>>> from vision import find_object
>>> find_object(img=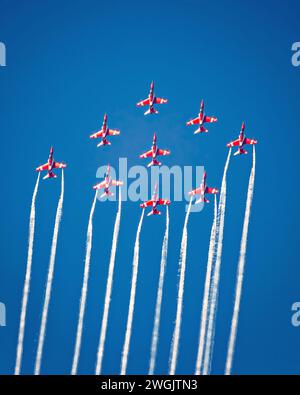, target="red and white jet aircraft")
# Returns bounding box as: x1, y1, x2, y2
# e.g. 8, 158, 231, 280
89, 113, 120, 147
36, 146, 66, 179
136, 81, 168, 115
227, 122, 257, 156
93, 164, 123, 198
139, 133, 170, 167
140, 184, 170, 216
186, 100, 218, 134
189, 171, 218, 204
